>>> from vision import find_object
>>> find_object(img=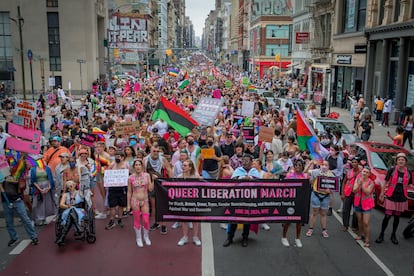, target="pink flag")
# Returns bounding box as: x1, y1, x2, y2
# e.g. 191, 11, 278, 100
122, 81, 131, 96
133, 82, 140, 92
213, 89, 221, 99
